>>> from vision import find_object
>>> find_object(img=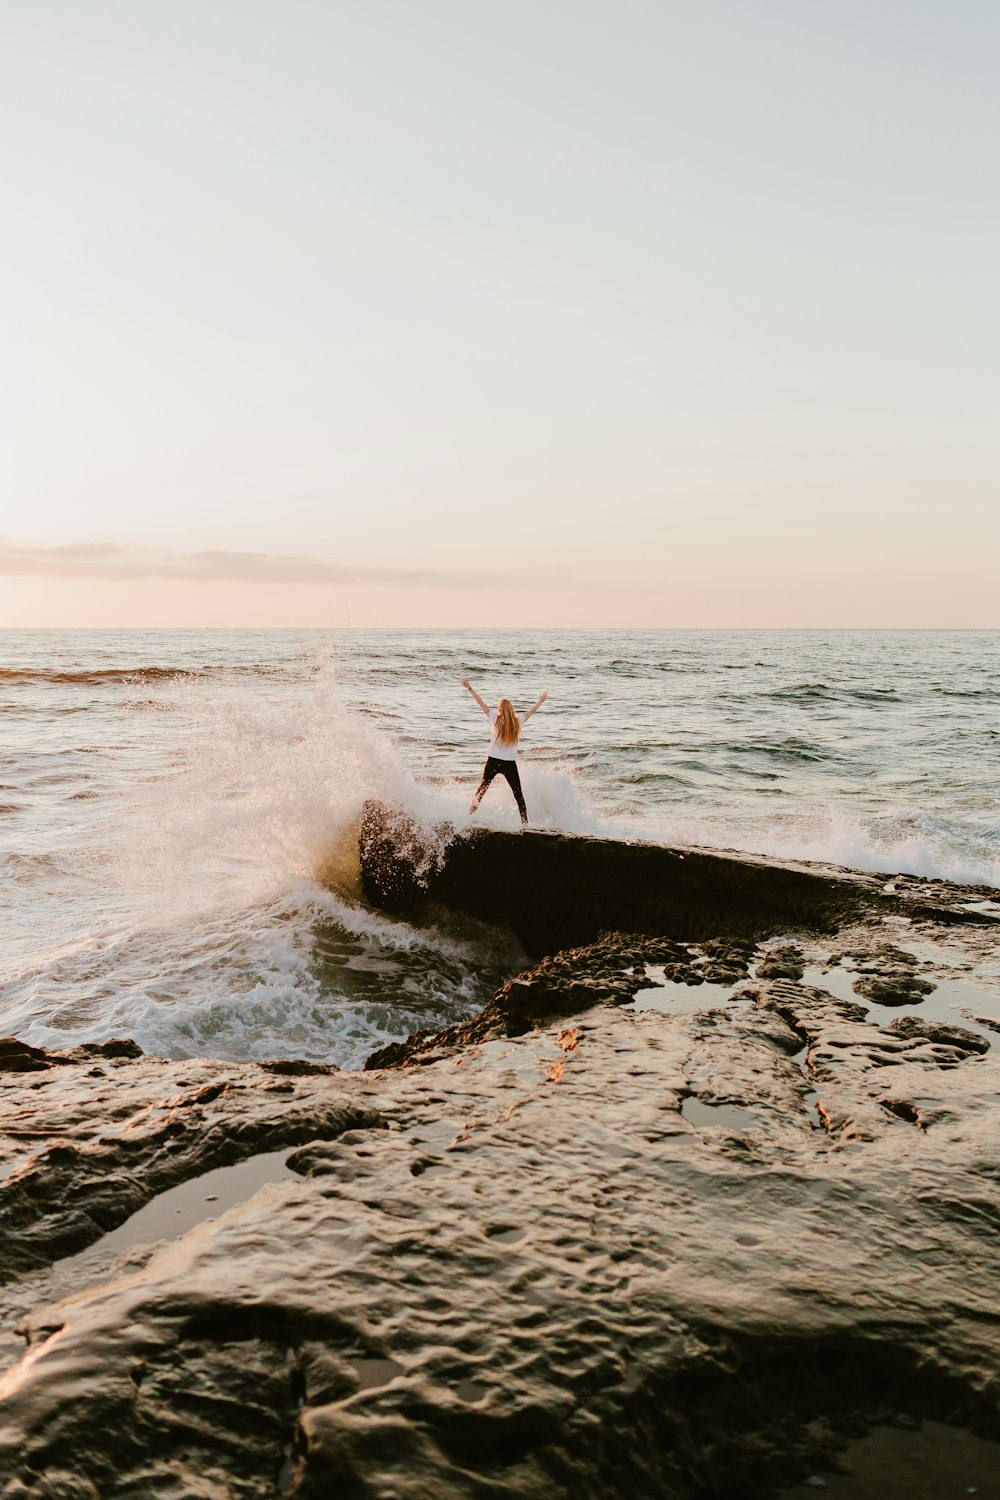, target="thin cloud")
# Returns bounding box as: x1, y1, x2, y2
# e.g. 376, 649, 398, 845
0, 538, 494, 589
